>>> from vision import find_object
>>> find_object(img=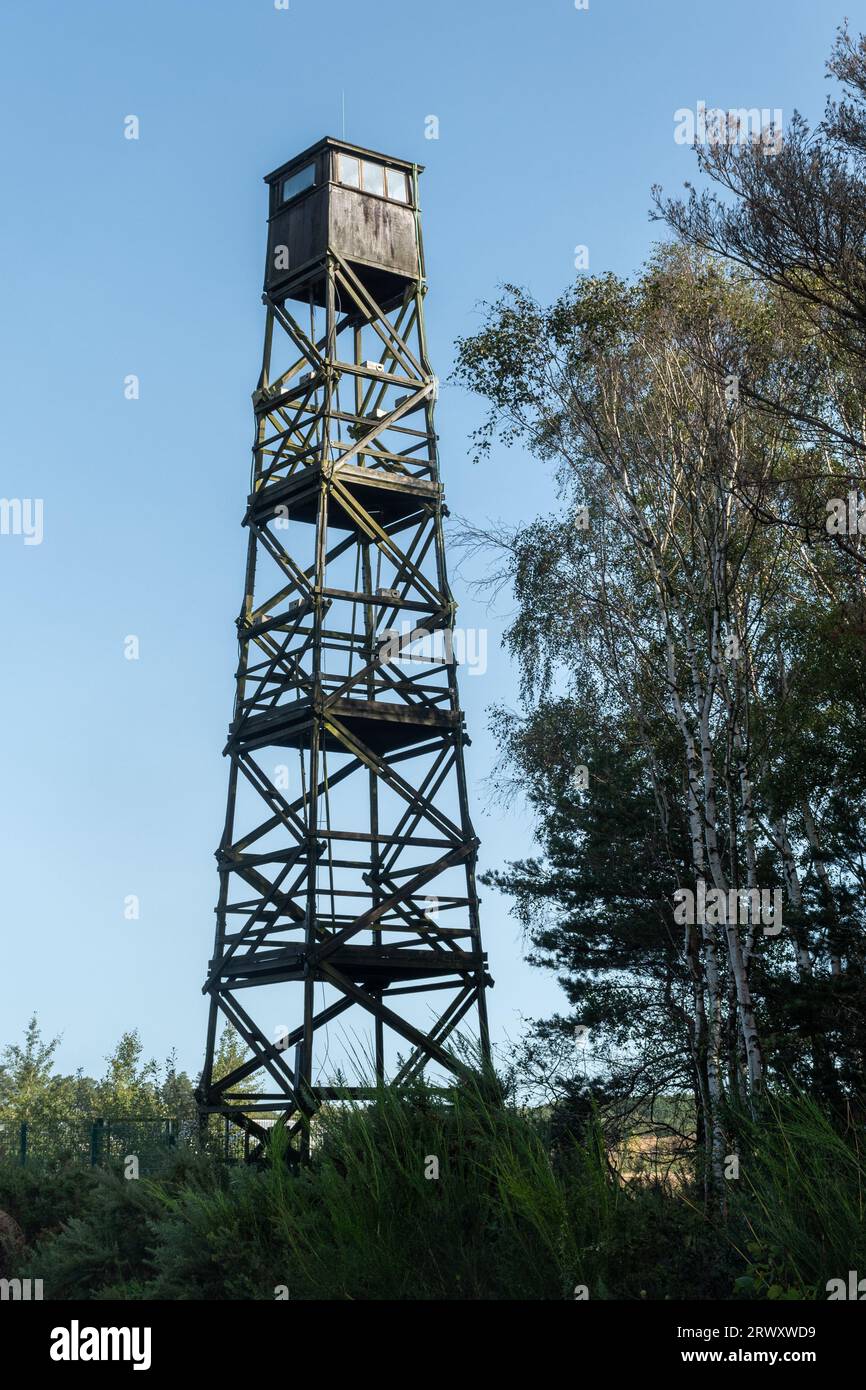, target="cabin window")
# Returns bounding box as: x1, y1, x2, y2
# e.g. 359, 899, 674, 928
338, 153, 361, 188
281, 163, 316, 203
362, 160, 386, 197
386, 168, 409, 203
336, 154, 412, 203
